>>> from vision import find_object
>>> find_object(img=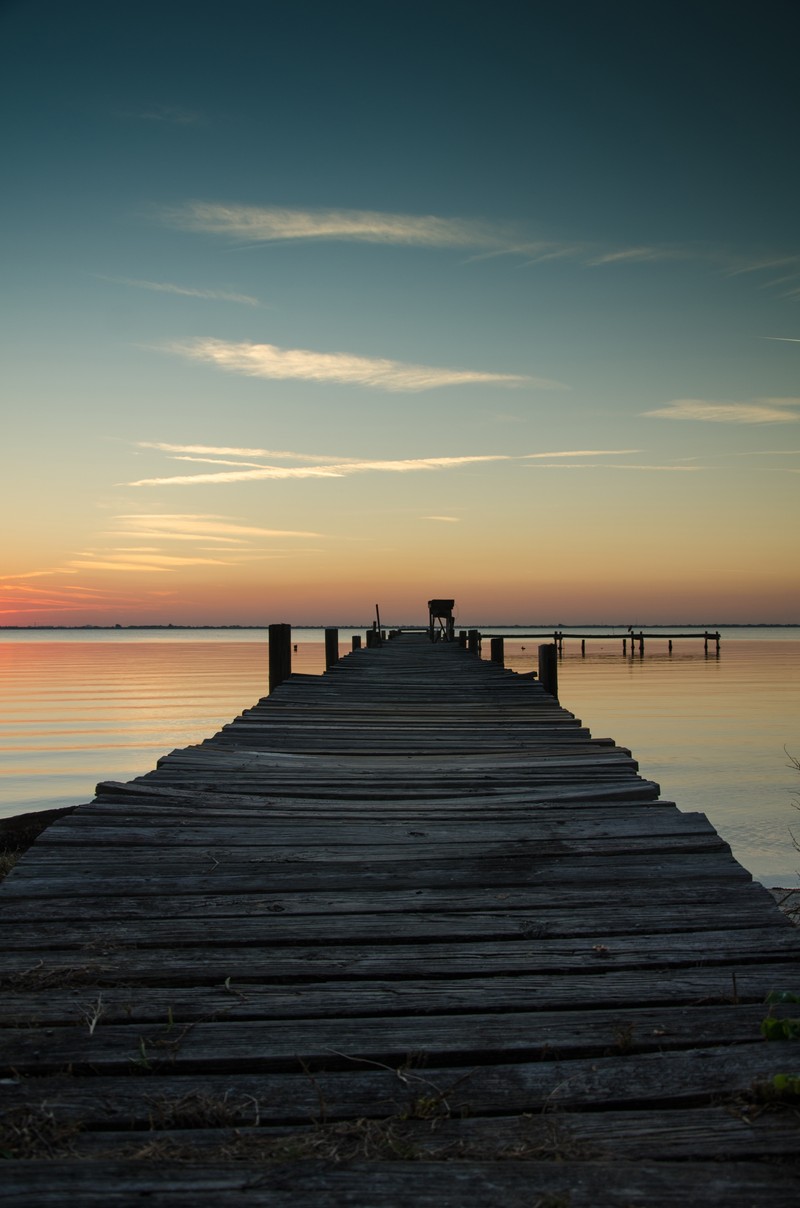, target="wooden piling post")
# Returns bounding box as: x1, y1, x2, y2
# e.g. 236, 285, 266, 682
668, 639, 673, 653
458, 630, 467, 648
638, 632, 644, 656
352, 635, 362, 650
538, 643, 558, 699
324, 628, 339, 670
490, 636, 504, 666
268, 623, 292, 694
467, 629, 480, 654
622, 638, 627, 654
581, 639, 586, 656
